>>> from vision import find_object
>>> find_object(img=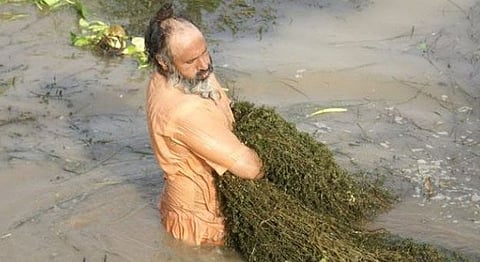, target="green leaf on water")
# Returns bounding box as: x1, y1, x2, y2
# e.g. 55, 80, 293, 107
122, 37, 145, 55
417, 41, 428, 52
87, 21, 108, 33
78, 17, 89, 28
42, 0, 60, 6
70, 0, 87, 19
131, 37, 145, 52
121, 45, 136, 55
72, 37, 91, 47
136, 54, 149, 69
121, 37, 148, 68
35, 0, 65, 10
70, 31, 96, 47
